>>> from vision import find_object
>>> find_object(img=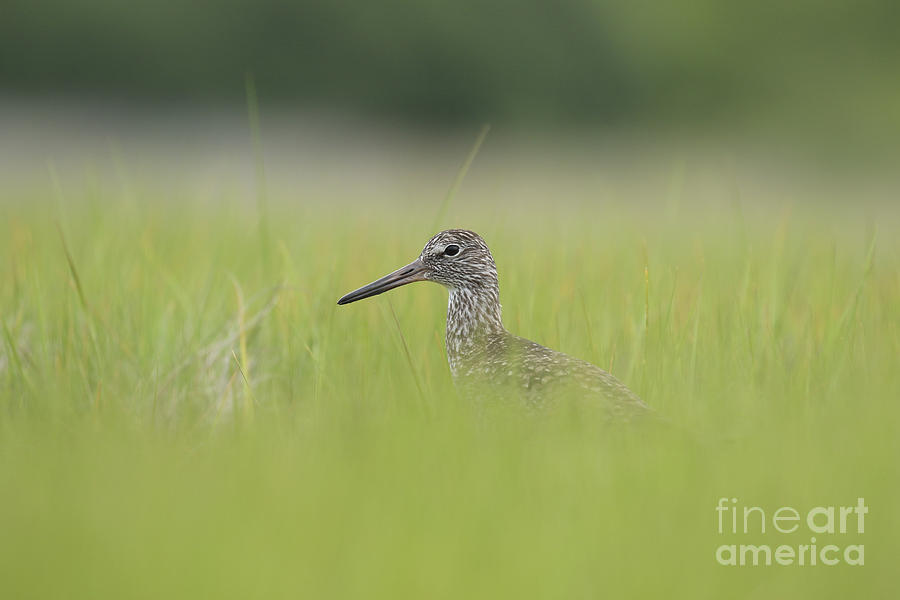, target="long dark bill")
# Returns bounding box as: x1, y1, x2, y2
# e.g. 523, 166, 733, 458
337, 258, 428, 305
